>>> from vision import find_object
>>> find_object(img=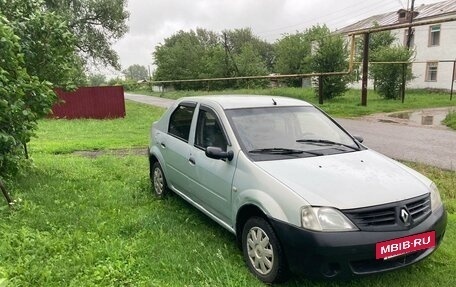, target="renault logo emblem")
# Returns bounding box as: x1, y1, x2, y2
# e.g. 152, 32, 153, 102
400, 208, 410, 224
